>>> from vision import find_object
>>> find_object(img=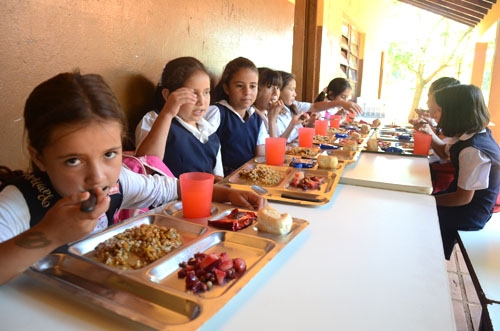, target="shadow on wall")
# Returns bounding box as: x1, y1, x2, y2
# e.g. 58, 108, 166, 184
122, 74, 156, 151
